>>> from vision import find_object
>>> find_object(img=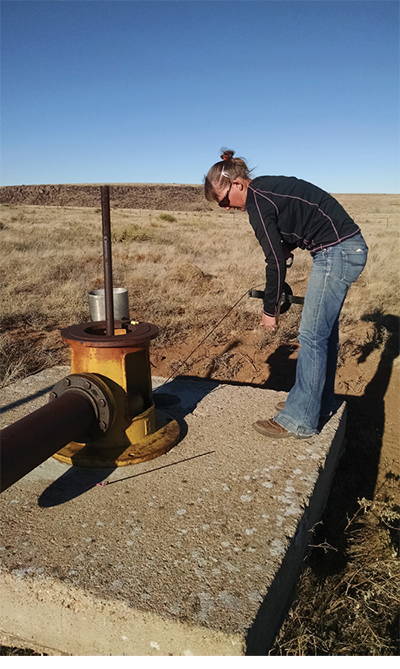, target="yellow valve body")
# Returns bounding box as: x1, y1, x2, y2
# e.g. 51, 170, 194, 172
53, 321, 180, 467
